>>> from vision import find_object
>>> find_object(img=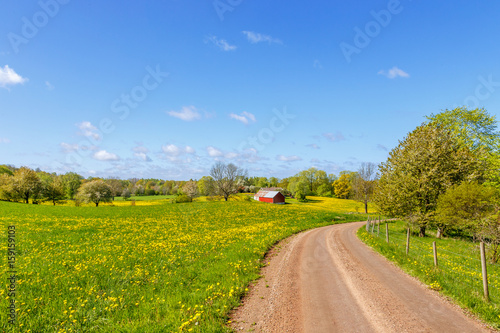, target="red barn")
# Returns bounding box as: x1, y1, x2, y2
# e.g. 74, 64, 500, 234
253, 190, 285, 204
